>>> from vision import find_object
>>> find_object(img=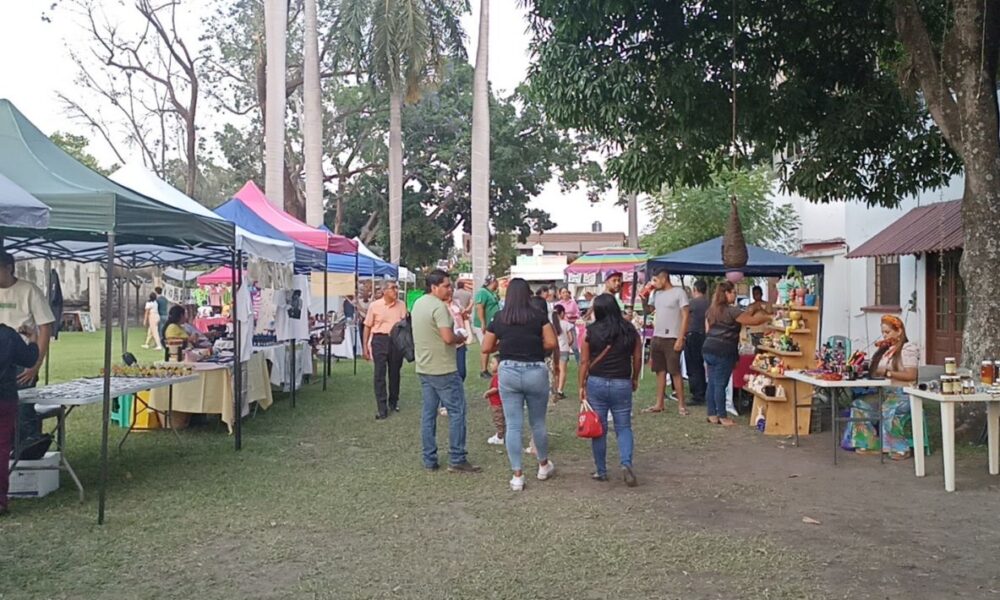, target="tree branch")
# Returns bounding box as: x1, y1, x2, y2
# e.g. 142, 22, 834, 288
894, 0, 965, 154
